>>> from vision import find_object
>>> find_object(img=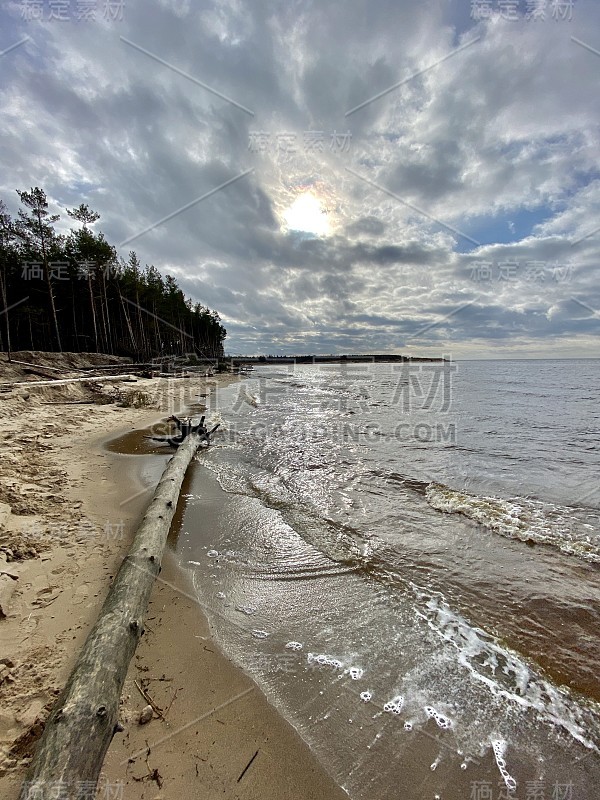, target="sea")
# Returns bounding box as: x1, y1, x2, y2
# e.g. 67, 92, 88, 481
149, 360, 600, 799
